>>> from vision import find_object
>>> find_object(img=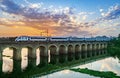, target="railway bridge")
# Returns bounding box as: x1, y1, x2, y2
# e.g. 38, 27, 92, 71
0, 41, 108, 60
